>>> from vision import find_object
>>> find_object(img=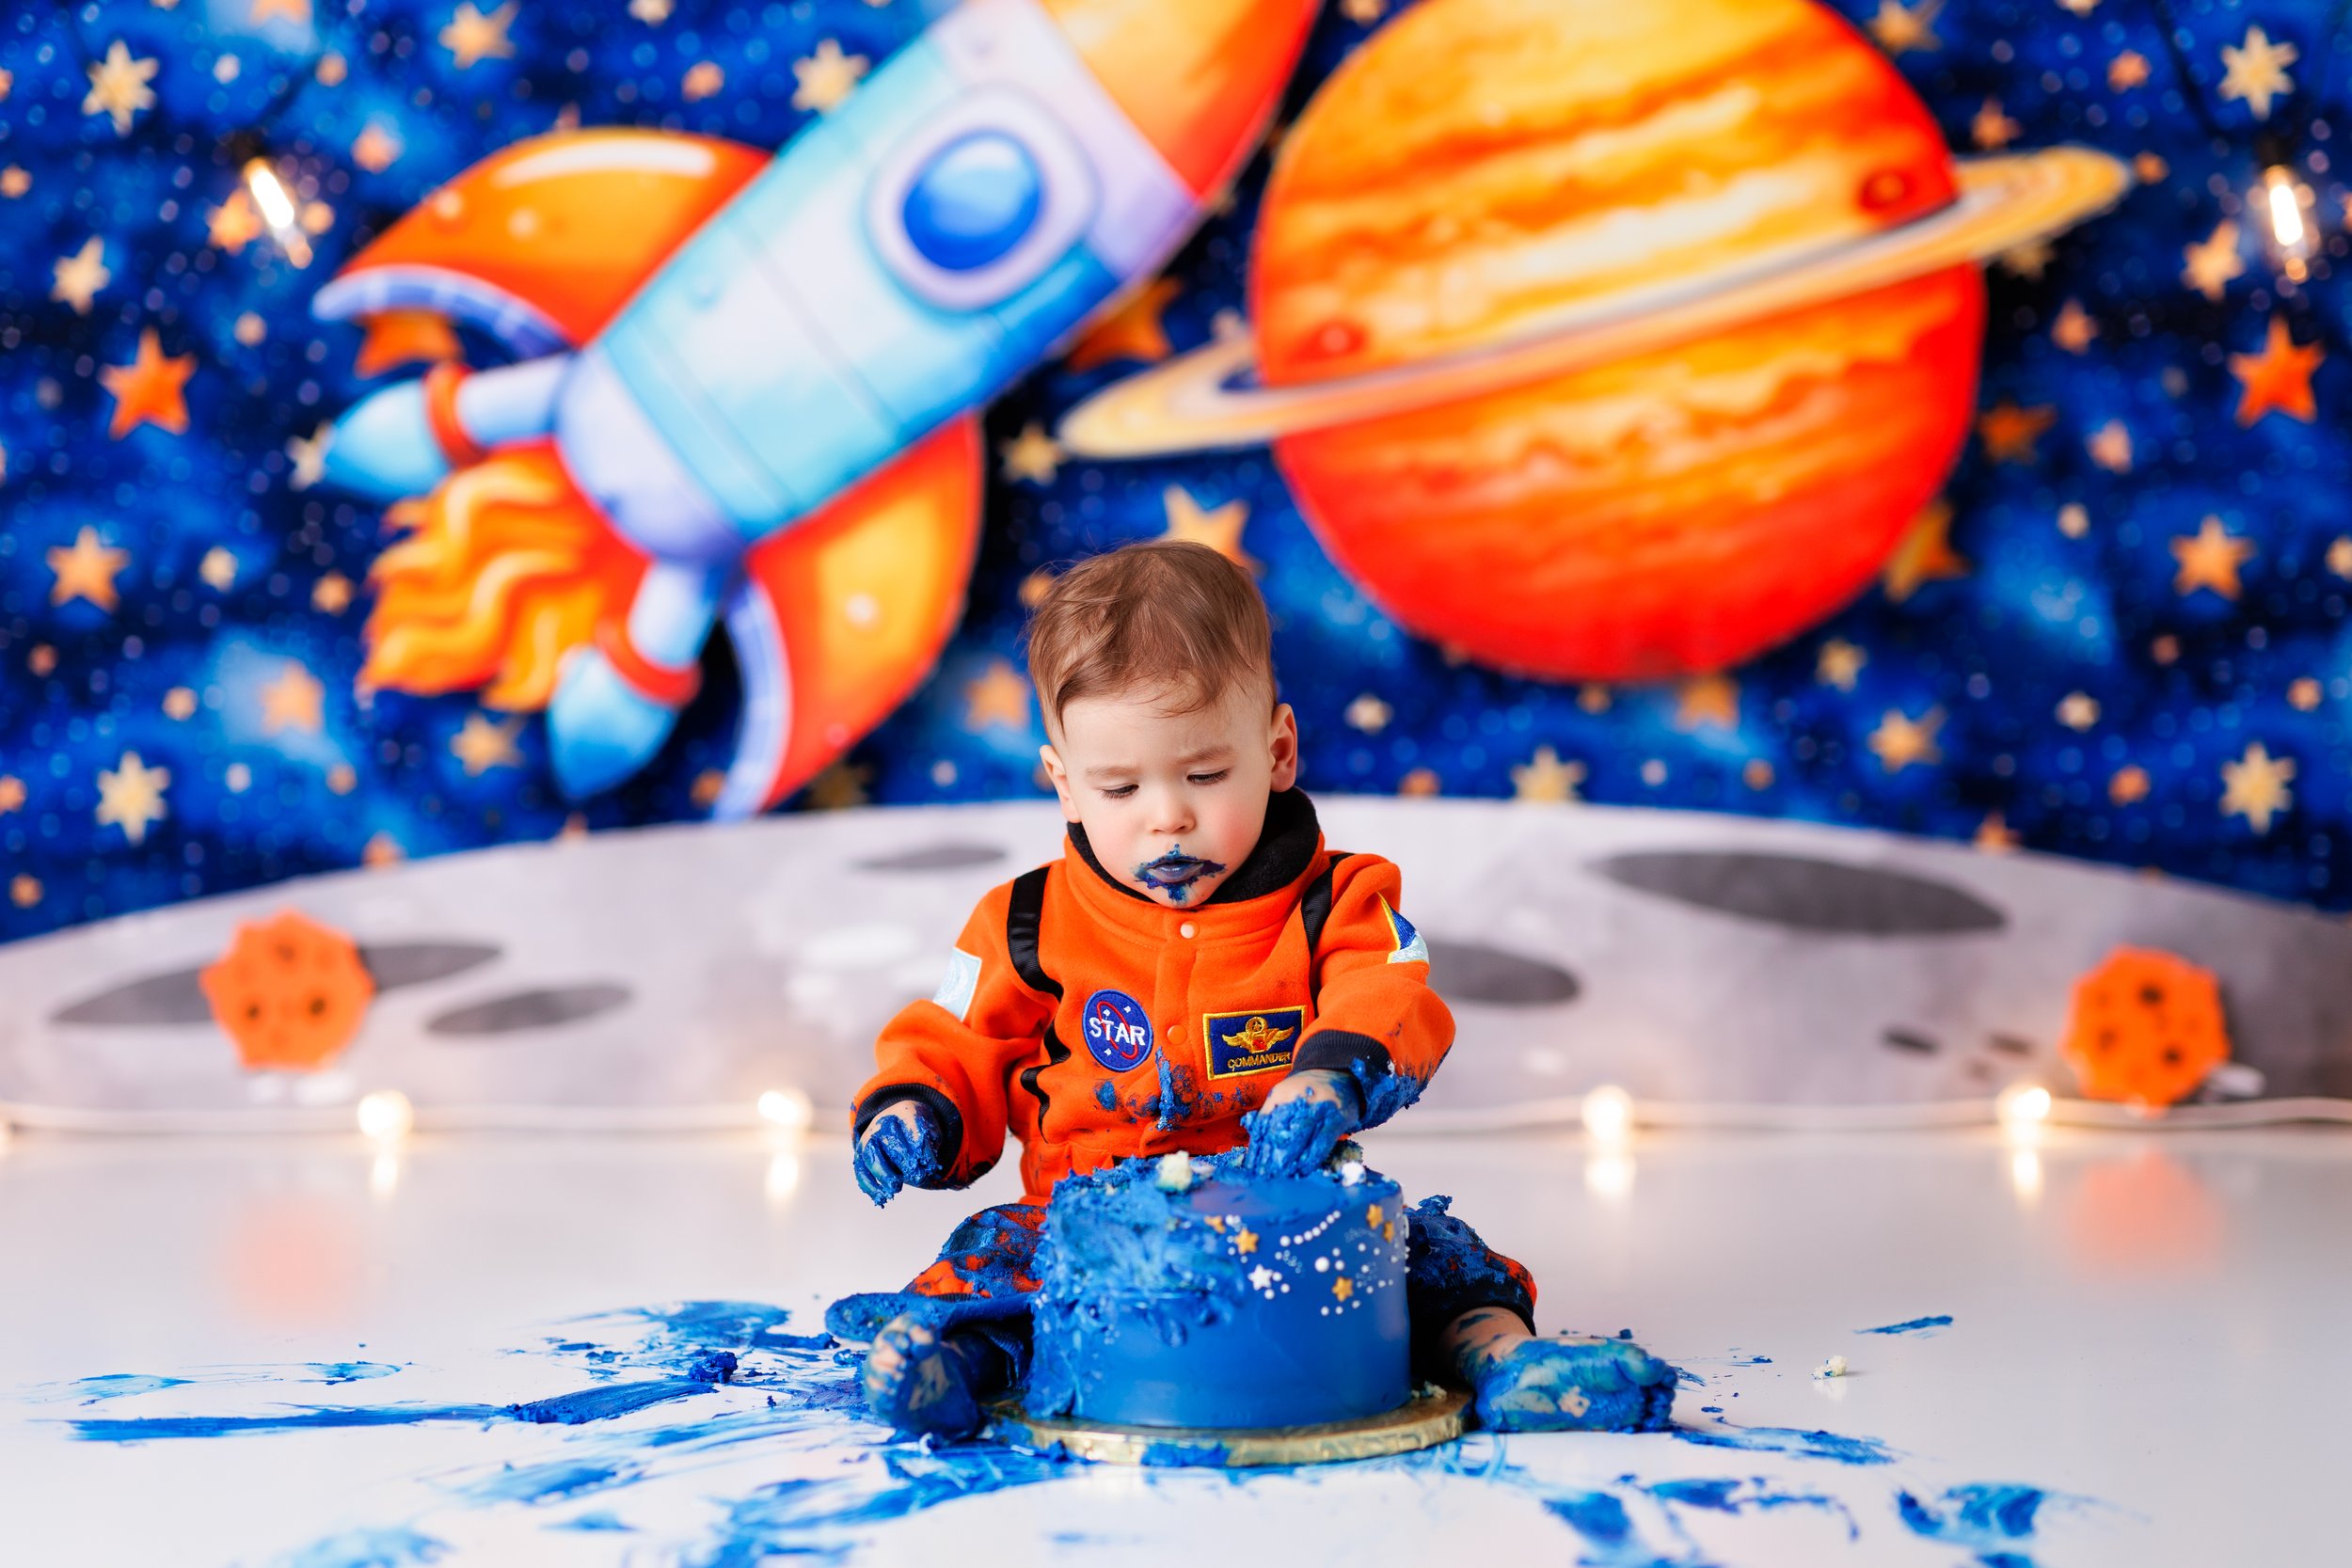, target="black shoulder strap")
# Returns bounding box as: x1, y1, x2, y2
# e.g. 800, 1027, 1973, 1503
1299, 851, 1351, 956
1004, 866, 1062, 1000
